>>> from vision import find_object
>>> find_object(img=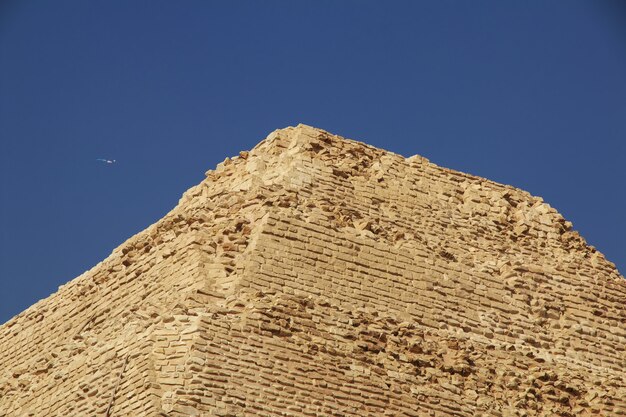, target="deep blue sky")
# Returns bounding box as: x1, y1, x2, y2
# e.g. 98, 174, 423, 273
1, 1, 624, 324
